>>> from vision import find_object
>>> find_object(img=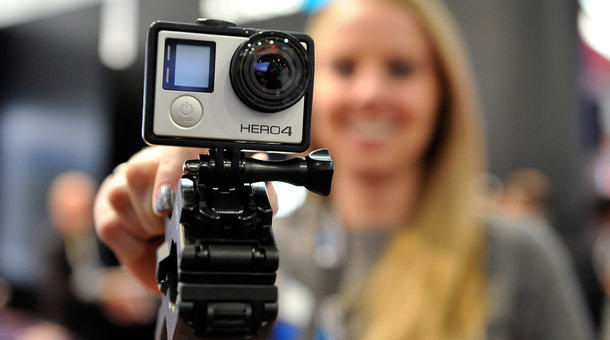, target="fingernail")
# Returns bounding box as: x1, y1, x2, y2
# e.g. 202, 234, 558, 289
155, 185, 175, 213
